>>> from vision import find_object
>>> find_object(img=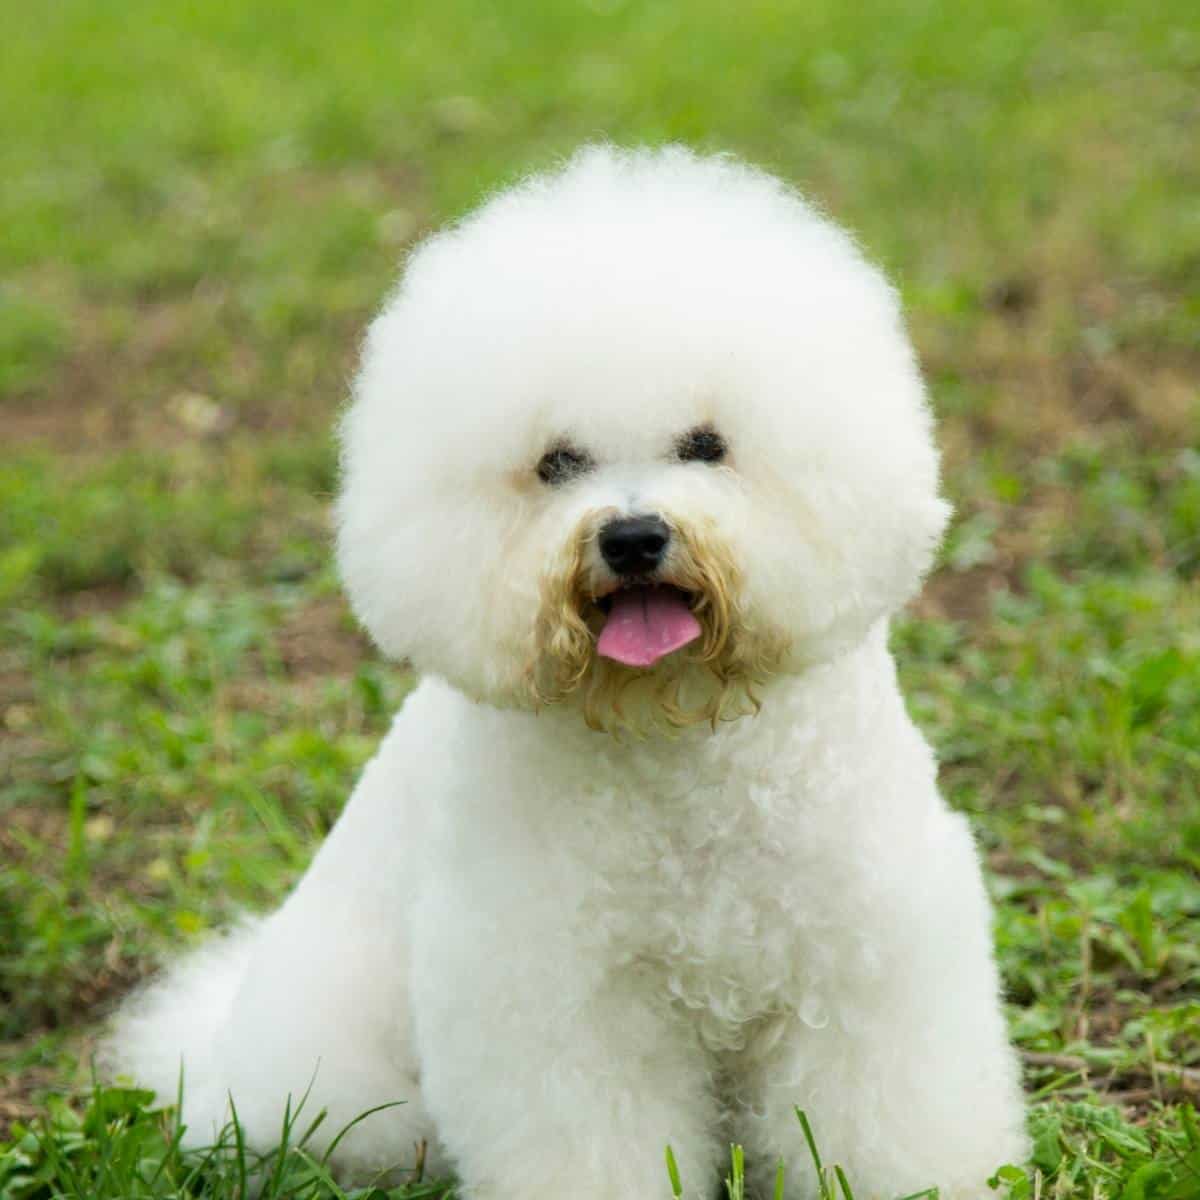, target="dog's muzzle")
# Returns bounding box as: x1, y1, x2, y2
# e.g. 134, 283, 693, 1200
592, 514, 701, 668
